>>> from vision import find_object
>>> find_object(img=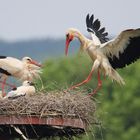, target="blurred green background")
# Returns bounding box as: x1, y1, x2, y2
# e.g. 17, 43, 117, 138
40, 54, 140, 140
